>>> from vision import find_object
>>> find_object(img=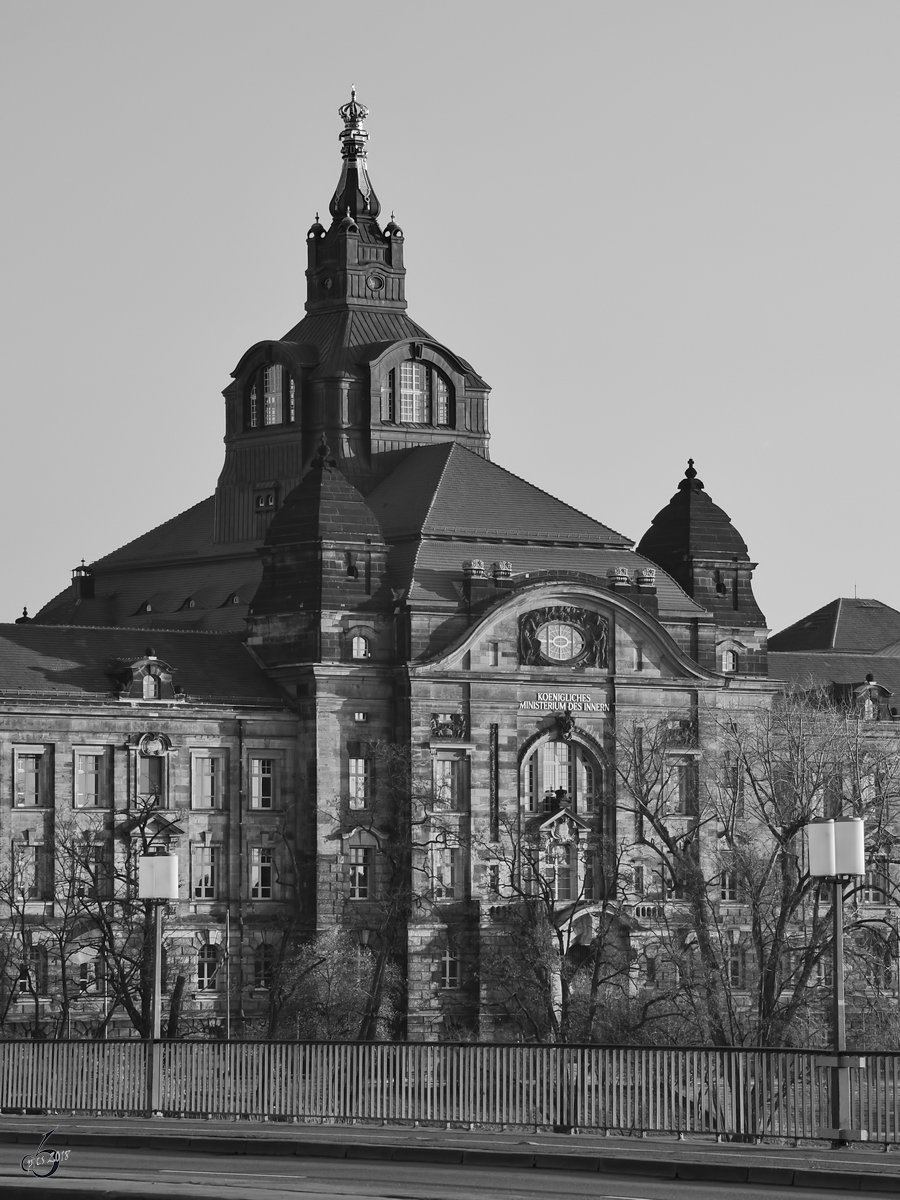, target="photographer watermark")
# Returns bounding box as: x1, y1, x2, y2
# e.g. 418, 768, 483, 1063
21, 1130, 69, 1178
